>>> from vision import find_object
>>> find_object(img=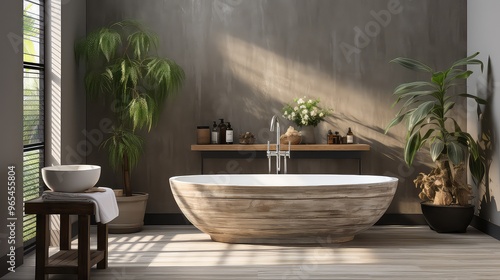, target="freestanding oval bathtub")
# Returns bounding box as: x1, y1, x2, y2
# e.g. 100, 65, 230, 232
169, 174, 398, 244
